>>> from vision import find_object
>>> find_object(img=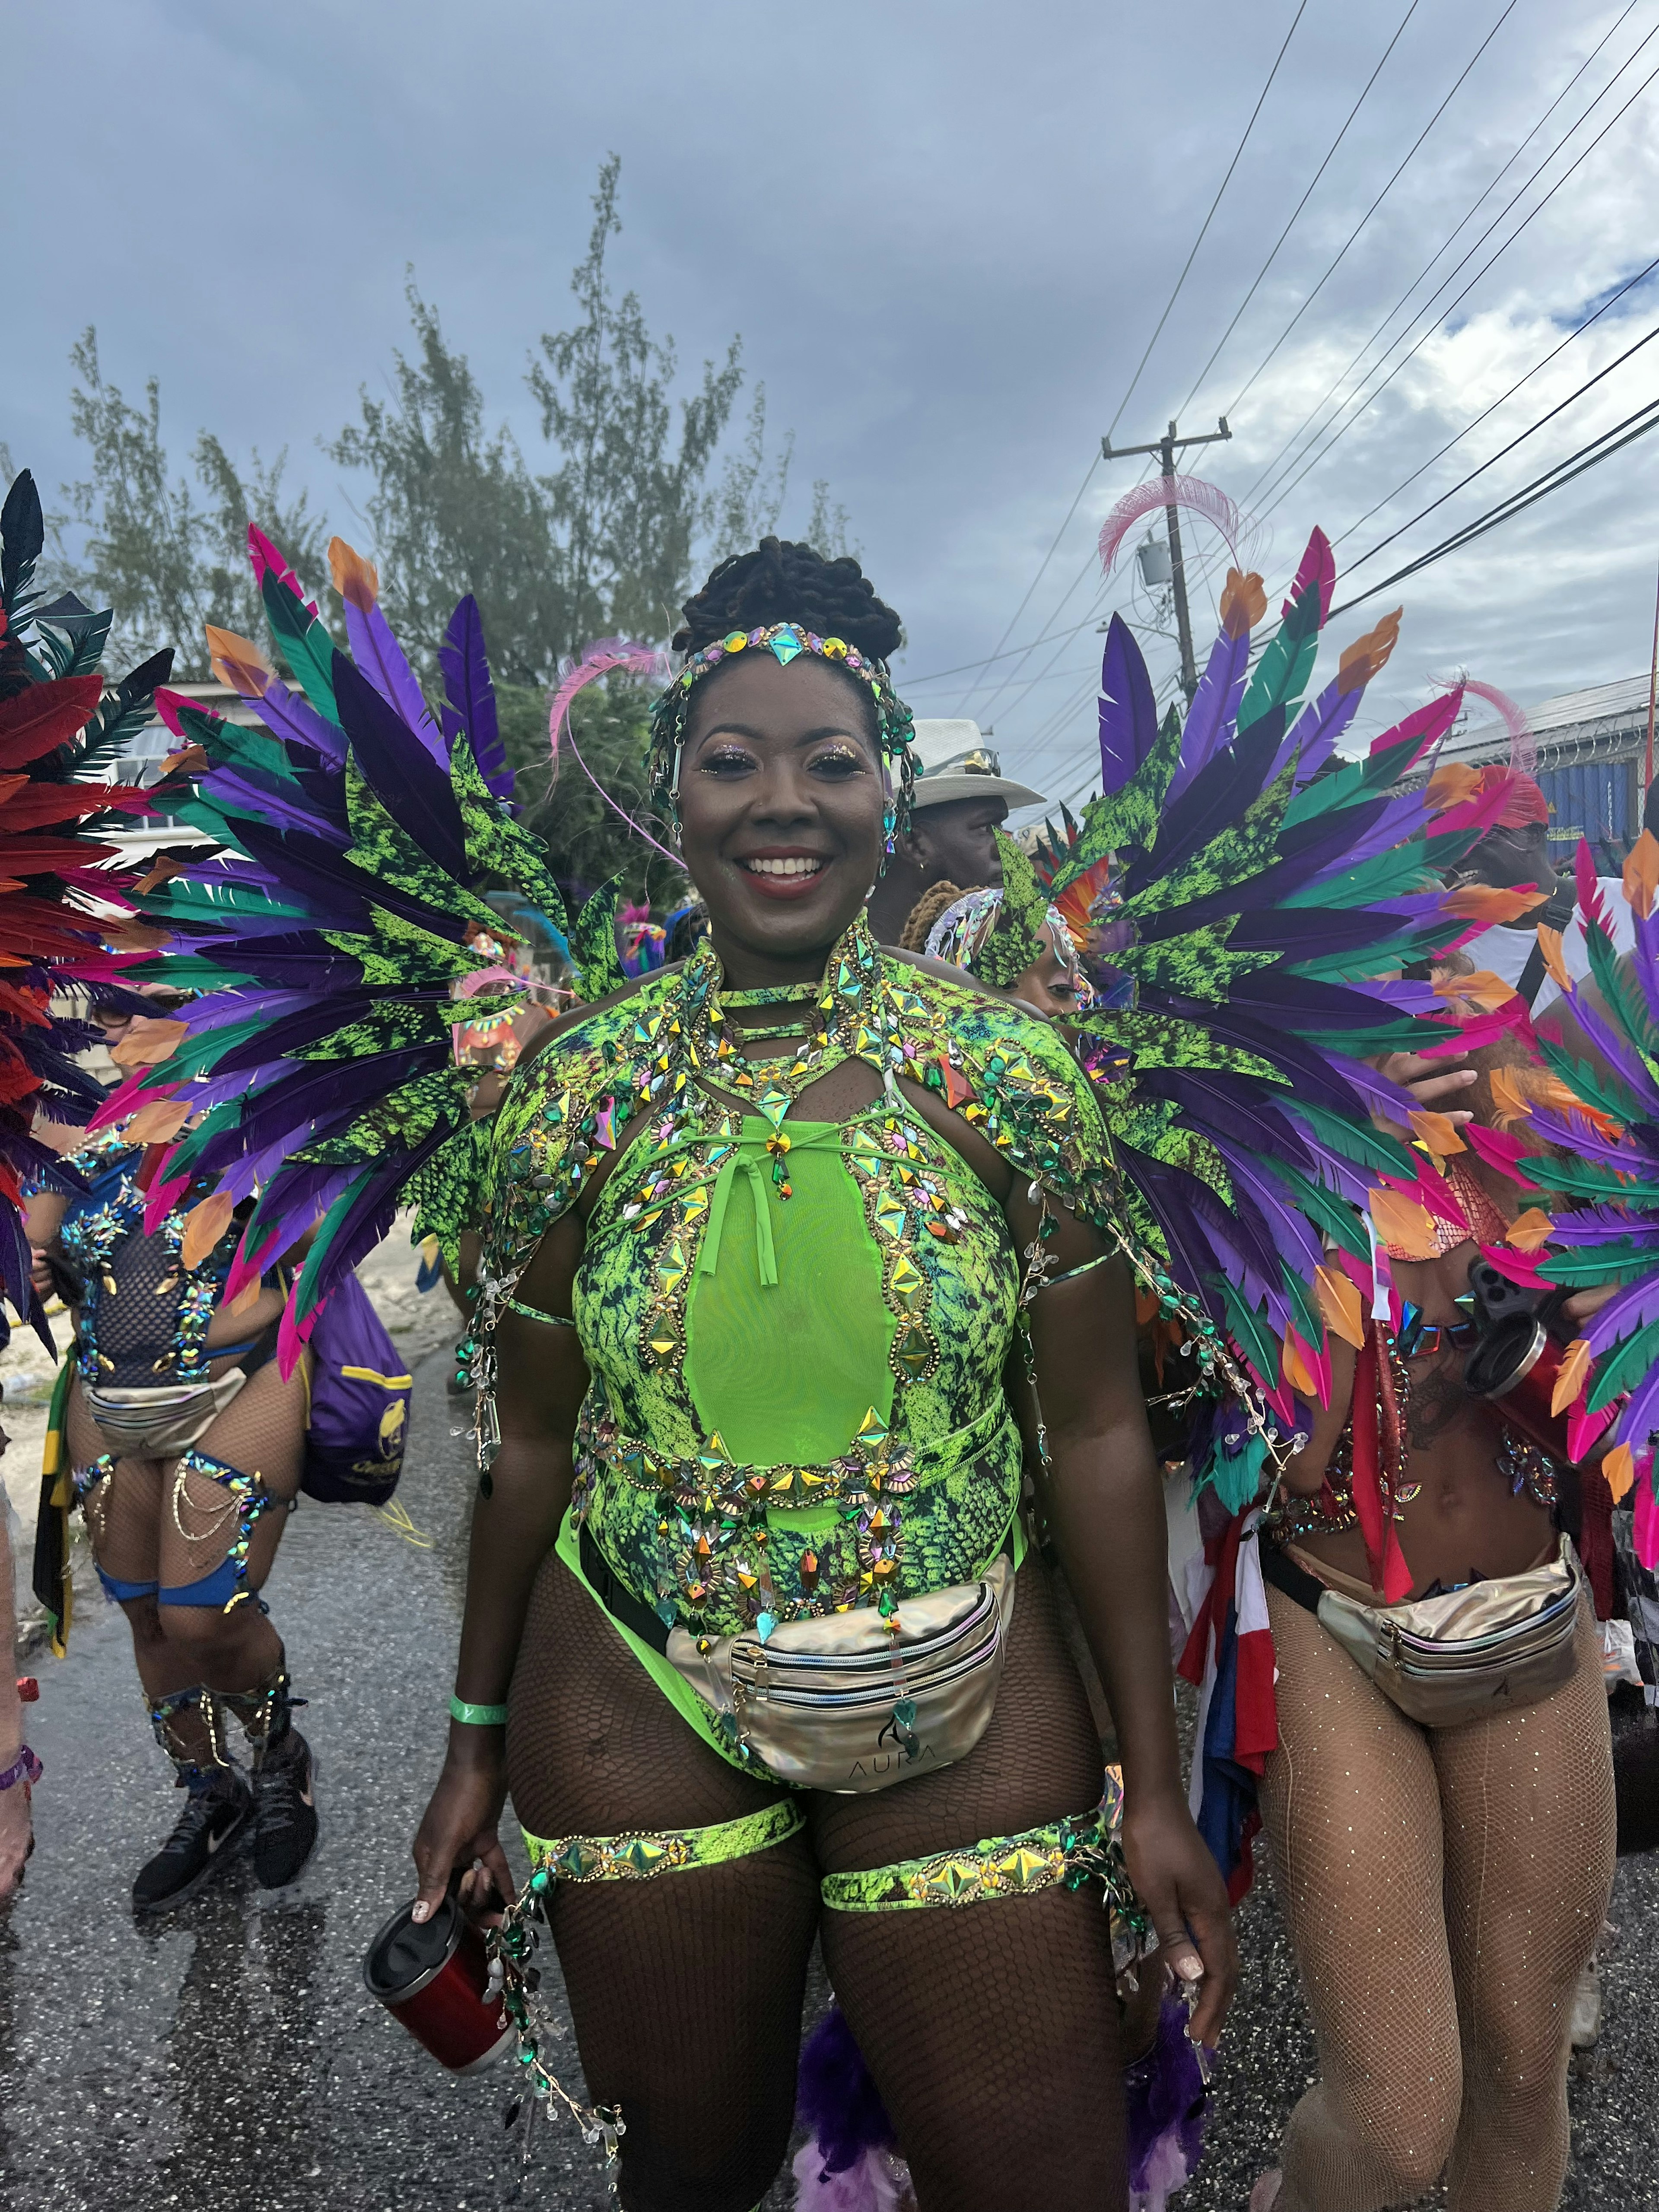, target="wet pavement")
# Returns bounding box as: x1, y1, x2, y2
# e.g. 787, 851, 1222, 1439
5, 1341, 1658, 2209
